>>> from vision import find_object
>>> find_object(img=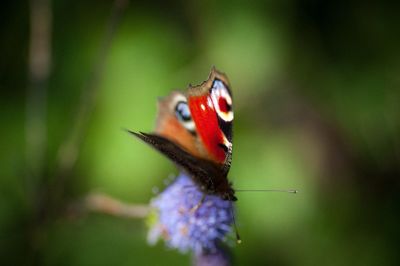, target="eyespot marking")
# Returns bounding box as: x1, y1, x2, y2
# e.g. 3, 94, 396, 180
175, 100, 196, 133
210, 79, 233, 122
218, 97, 231, 113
